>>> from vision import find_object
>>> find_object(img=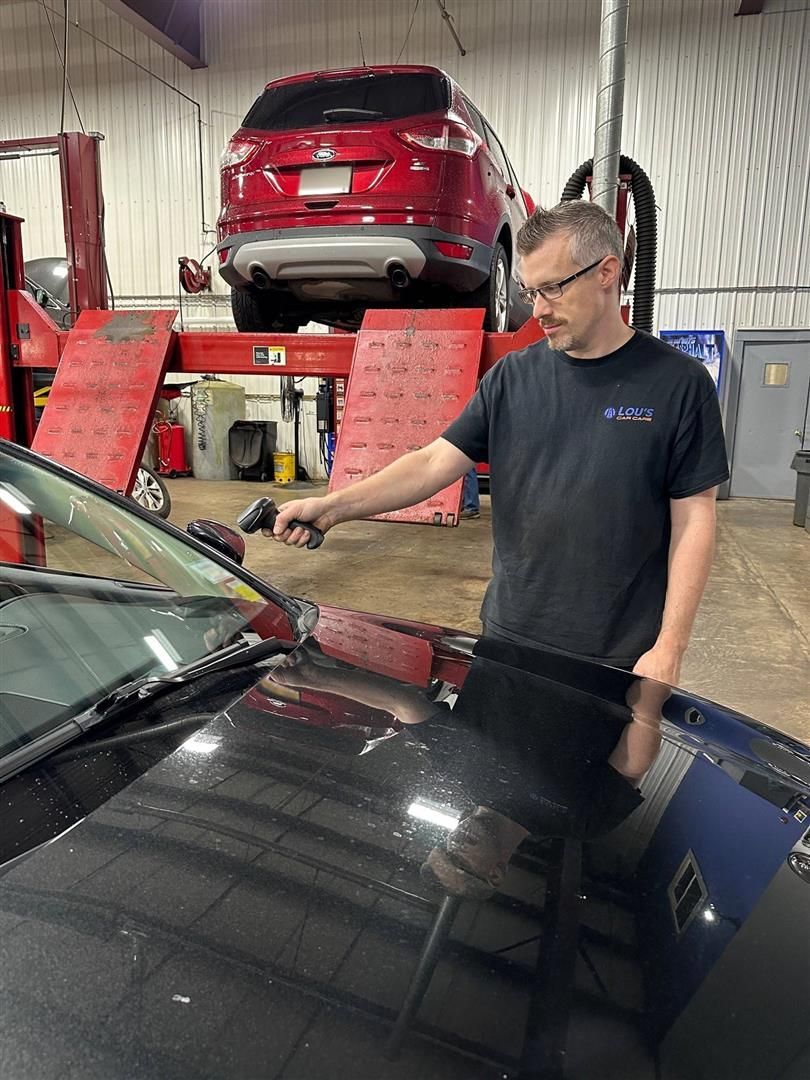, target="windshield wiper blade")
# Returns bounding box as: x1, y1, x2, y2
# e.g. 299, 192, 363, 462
1, 637, 296, 785
78, 636, 296, 732
156, 635, 296, 684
